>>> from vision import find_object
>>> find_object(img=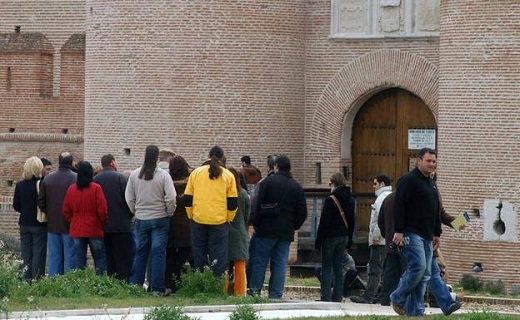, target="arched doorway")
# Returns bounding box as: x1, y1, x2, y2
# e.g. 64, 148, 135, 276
352, 88, 437, 240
